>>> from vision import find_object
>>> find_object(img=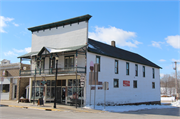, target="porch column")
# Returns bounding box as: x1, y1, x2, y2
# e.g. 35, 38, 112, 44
50, 54, 53, 74
39, 56, 41, 75
29, 78, 32, 102
35, 56, 37, 75
18, 58, 22, 103
75, 50, 78, 108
